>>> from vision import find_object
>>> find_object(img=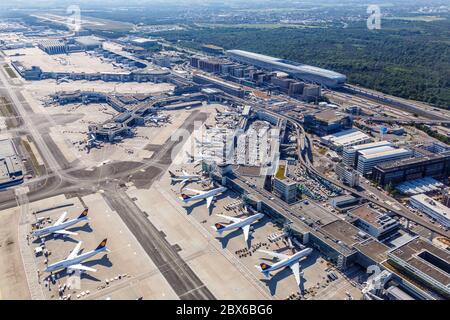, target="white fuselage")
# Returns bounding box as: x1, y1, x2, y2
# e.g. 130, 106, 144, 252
265, 248, 312, 273
219, 213, 264, 233
171, 175, 201, 182
45, 247, 107, 273
183, 187, 227, 203
33, 216, 88, 237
